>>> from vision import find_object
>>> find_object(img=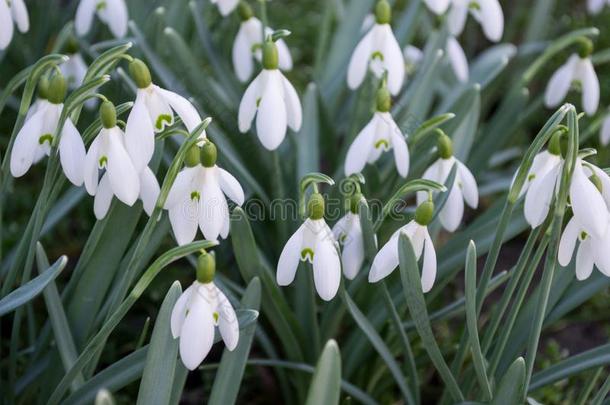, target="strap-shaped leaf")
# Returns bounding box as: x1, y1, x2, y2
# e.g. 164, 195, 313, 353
492, 358, 525, 405
305, 340, 342, 405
